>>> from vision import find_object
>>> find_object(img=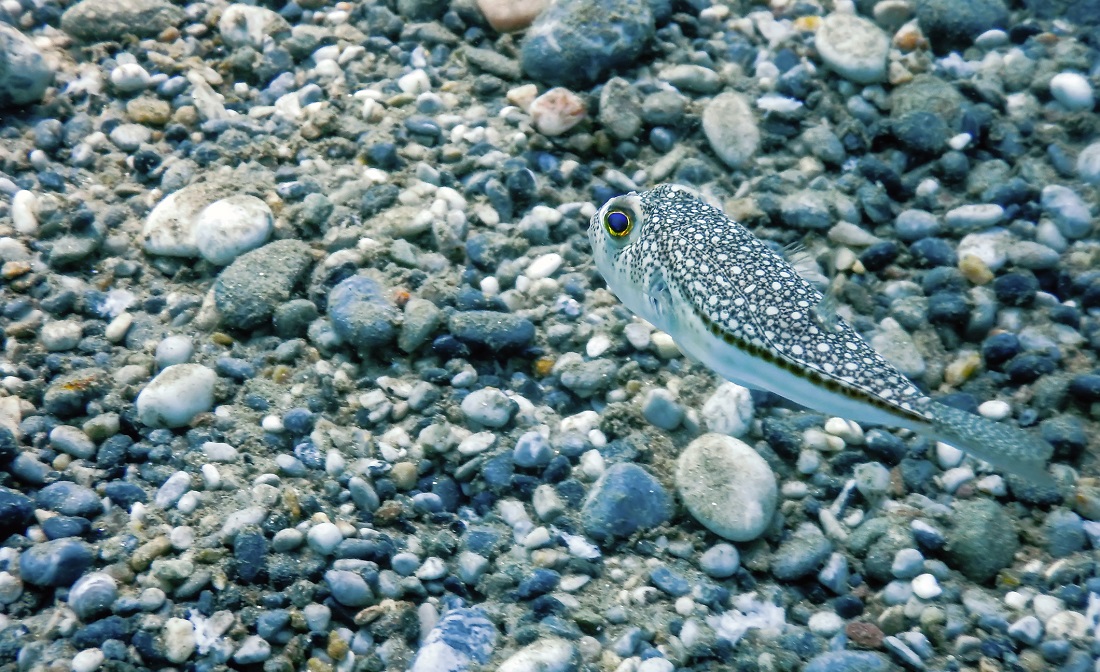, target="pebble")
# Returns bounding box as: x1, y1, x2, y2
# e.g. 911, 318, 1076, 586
1043, 508, 1086, 557
163, 618, 195, 664
1040, 185, 1092, 239
581, 463, 672, 542
772, 523, 833, 580
218, 4, 290, 50
1008, 615, 1043, 646
155, 335, 194, 368
193, 196, 274, 266
19, 538, 94, 586
476, 0, 548, 32
947, 498, 1019, 582
498, 637, 575, 672
0, 25, 53, 107
1077, 141, 1100, 185
529, 88, 586, 137
61, 0, 184, 42
912, 573, 942, 599
699, 543, 739, 579
642, 388, 683, 430
233, 636, 271, 665
39, 320, 83, 352
410, 608, 498, 672
1049, 72, 1094, 111
520, 0, 654, 86
328, 275, 398, 353
461, 388, 517, 428
815, 13, 889, 83
702, 92, 759, 169
449, 311, 535, 352
135, 364, 216, 428
324, 570, 373, 607
49, 425, 96, 460
68, 572, 118, 620
214, 240, 314, 330
676, 434, 777, 542
71, 649, 104, 672
513, 431, 553, 467
803, 651, 891, 672
700, 382, 754, 438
